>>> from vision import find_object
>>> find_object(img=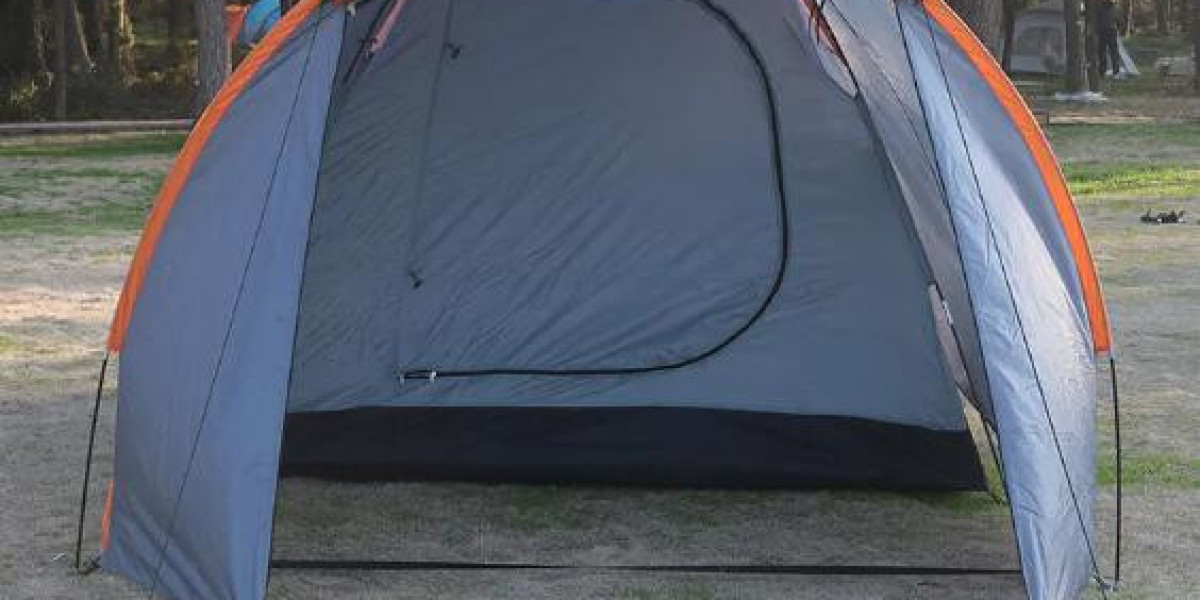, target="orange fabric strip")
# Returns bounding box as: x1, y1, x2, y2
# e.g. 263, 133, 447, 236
107, 0, 325, 351
100, 481, 114, 550
923, 0, 1112, 353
